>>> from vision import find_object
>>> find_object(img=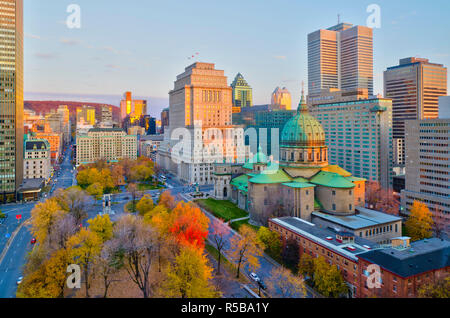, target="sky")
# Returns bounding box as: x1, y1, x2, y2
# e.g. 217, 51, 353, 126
24, 0, 450, 117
